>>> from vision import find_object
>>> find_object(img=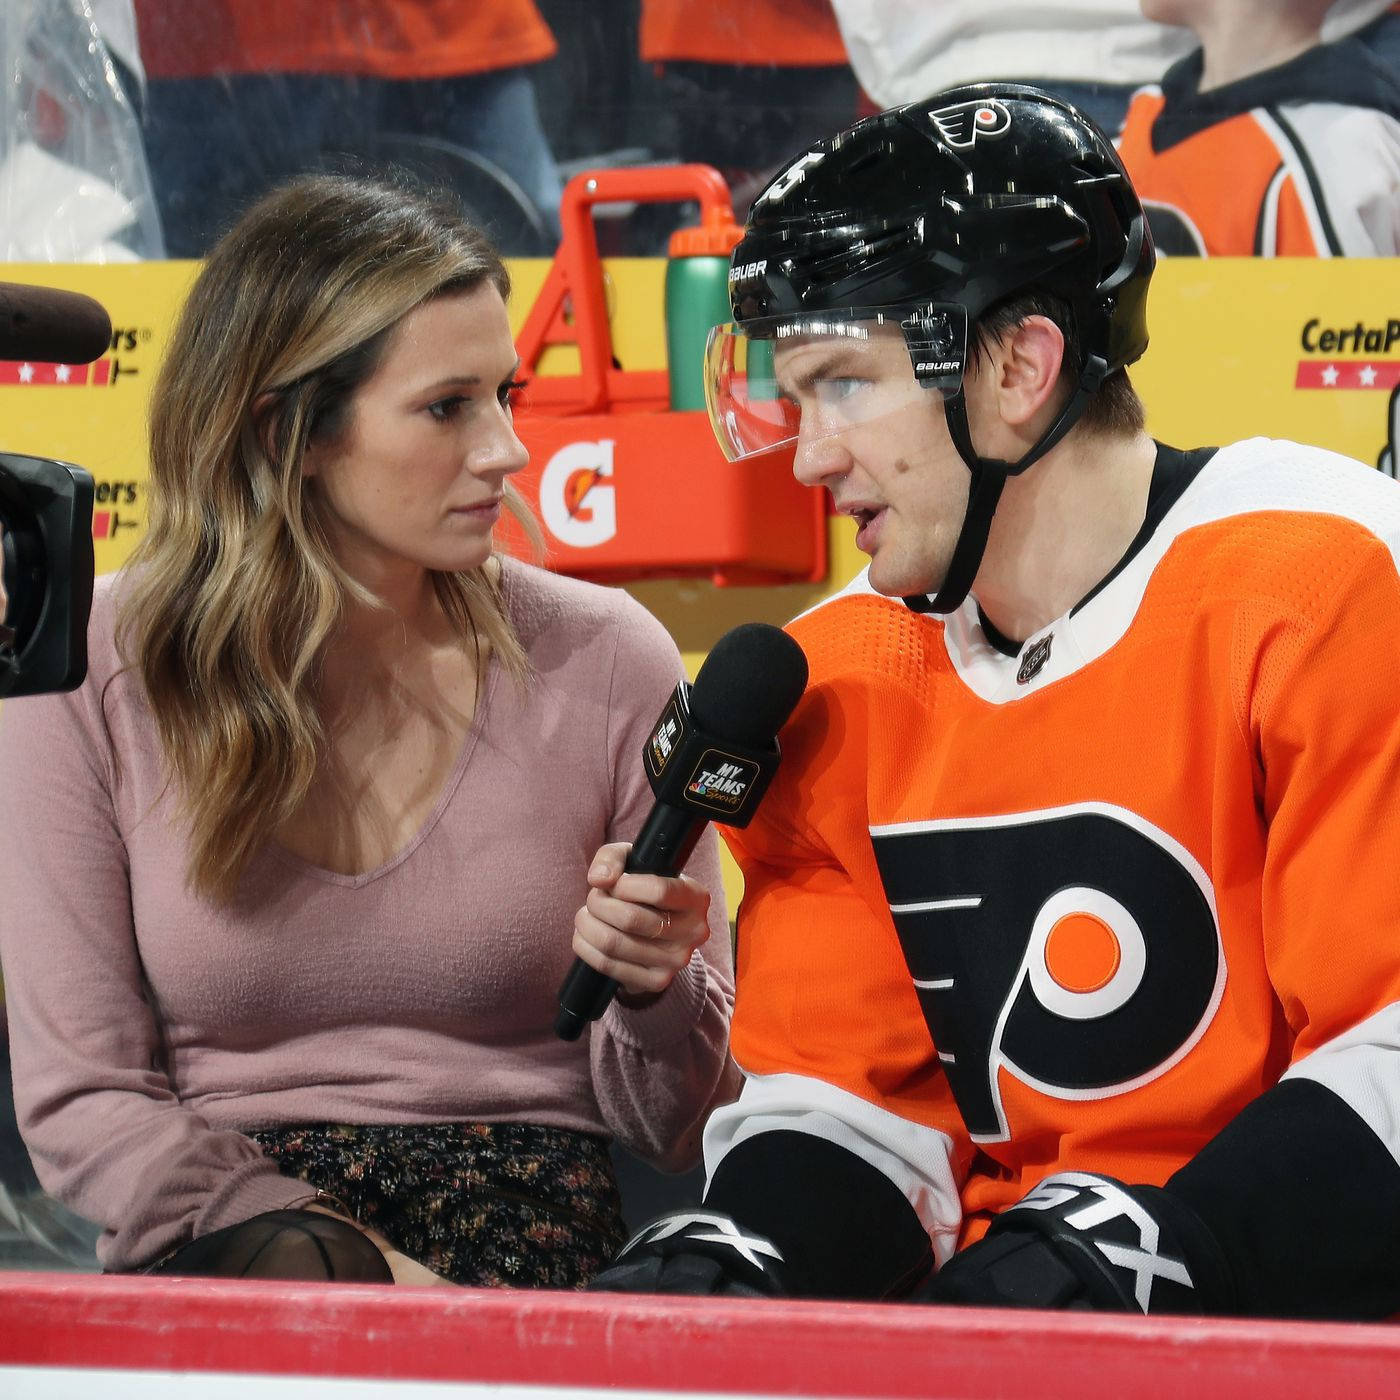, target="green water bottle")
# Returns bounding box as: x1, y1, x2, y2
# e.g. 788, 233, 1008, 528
665, 214, 744, 411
